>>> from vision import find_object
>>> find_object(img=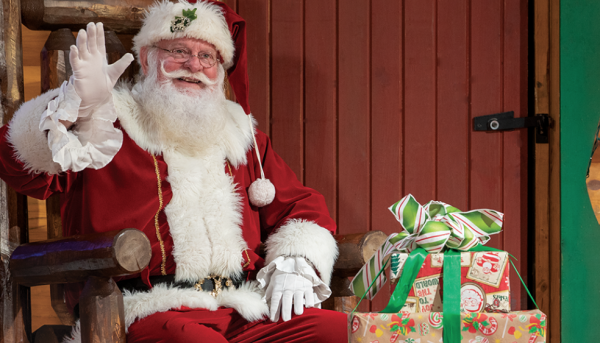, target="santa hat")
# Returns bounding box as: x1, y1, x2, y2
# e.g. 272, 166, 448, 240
134, 0, 275, 207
